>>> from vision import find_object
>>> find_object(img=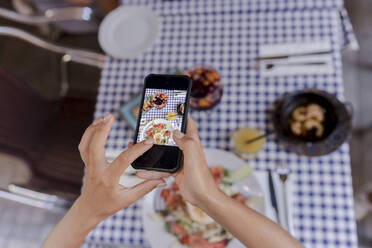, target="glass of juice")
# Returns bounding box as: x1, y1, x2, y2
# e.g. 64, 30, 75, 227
231, 128, 266, 160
